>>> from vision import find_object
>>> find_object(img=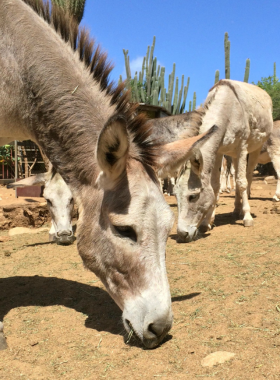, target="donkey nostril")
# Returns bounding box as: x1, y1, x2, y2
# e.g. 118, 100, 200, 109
147, 323, 163, 338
